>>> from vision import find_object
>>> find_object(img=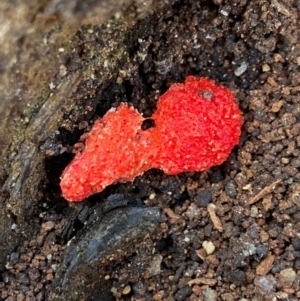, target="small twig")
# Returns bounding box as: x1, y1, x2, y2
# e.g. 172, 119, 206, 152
272, 0, 290, 17
163, 208, 180, 220
207, 203, 223, 232
248, 179, 282, 205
